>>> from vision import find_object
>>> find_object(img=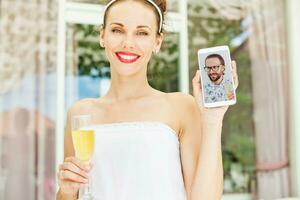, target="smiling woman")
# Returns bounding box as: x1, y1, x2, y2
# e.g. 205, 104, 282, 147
56, 0, 239, 200
99, 0, 165, 76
